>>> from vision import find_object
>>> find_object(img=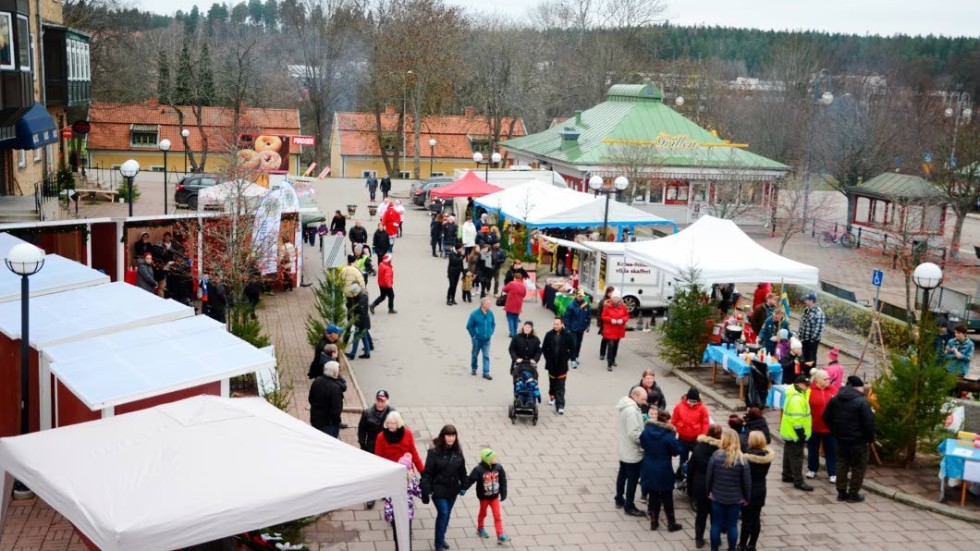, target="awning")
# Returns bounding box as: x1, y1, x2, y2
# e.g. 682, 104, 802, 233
8, 103, 59, 150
